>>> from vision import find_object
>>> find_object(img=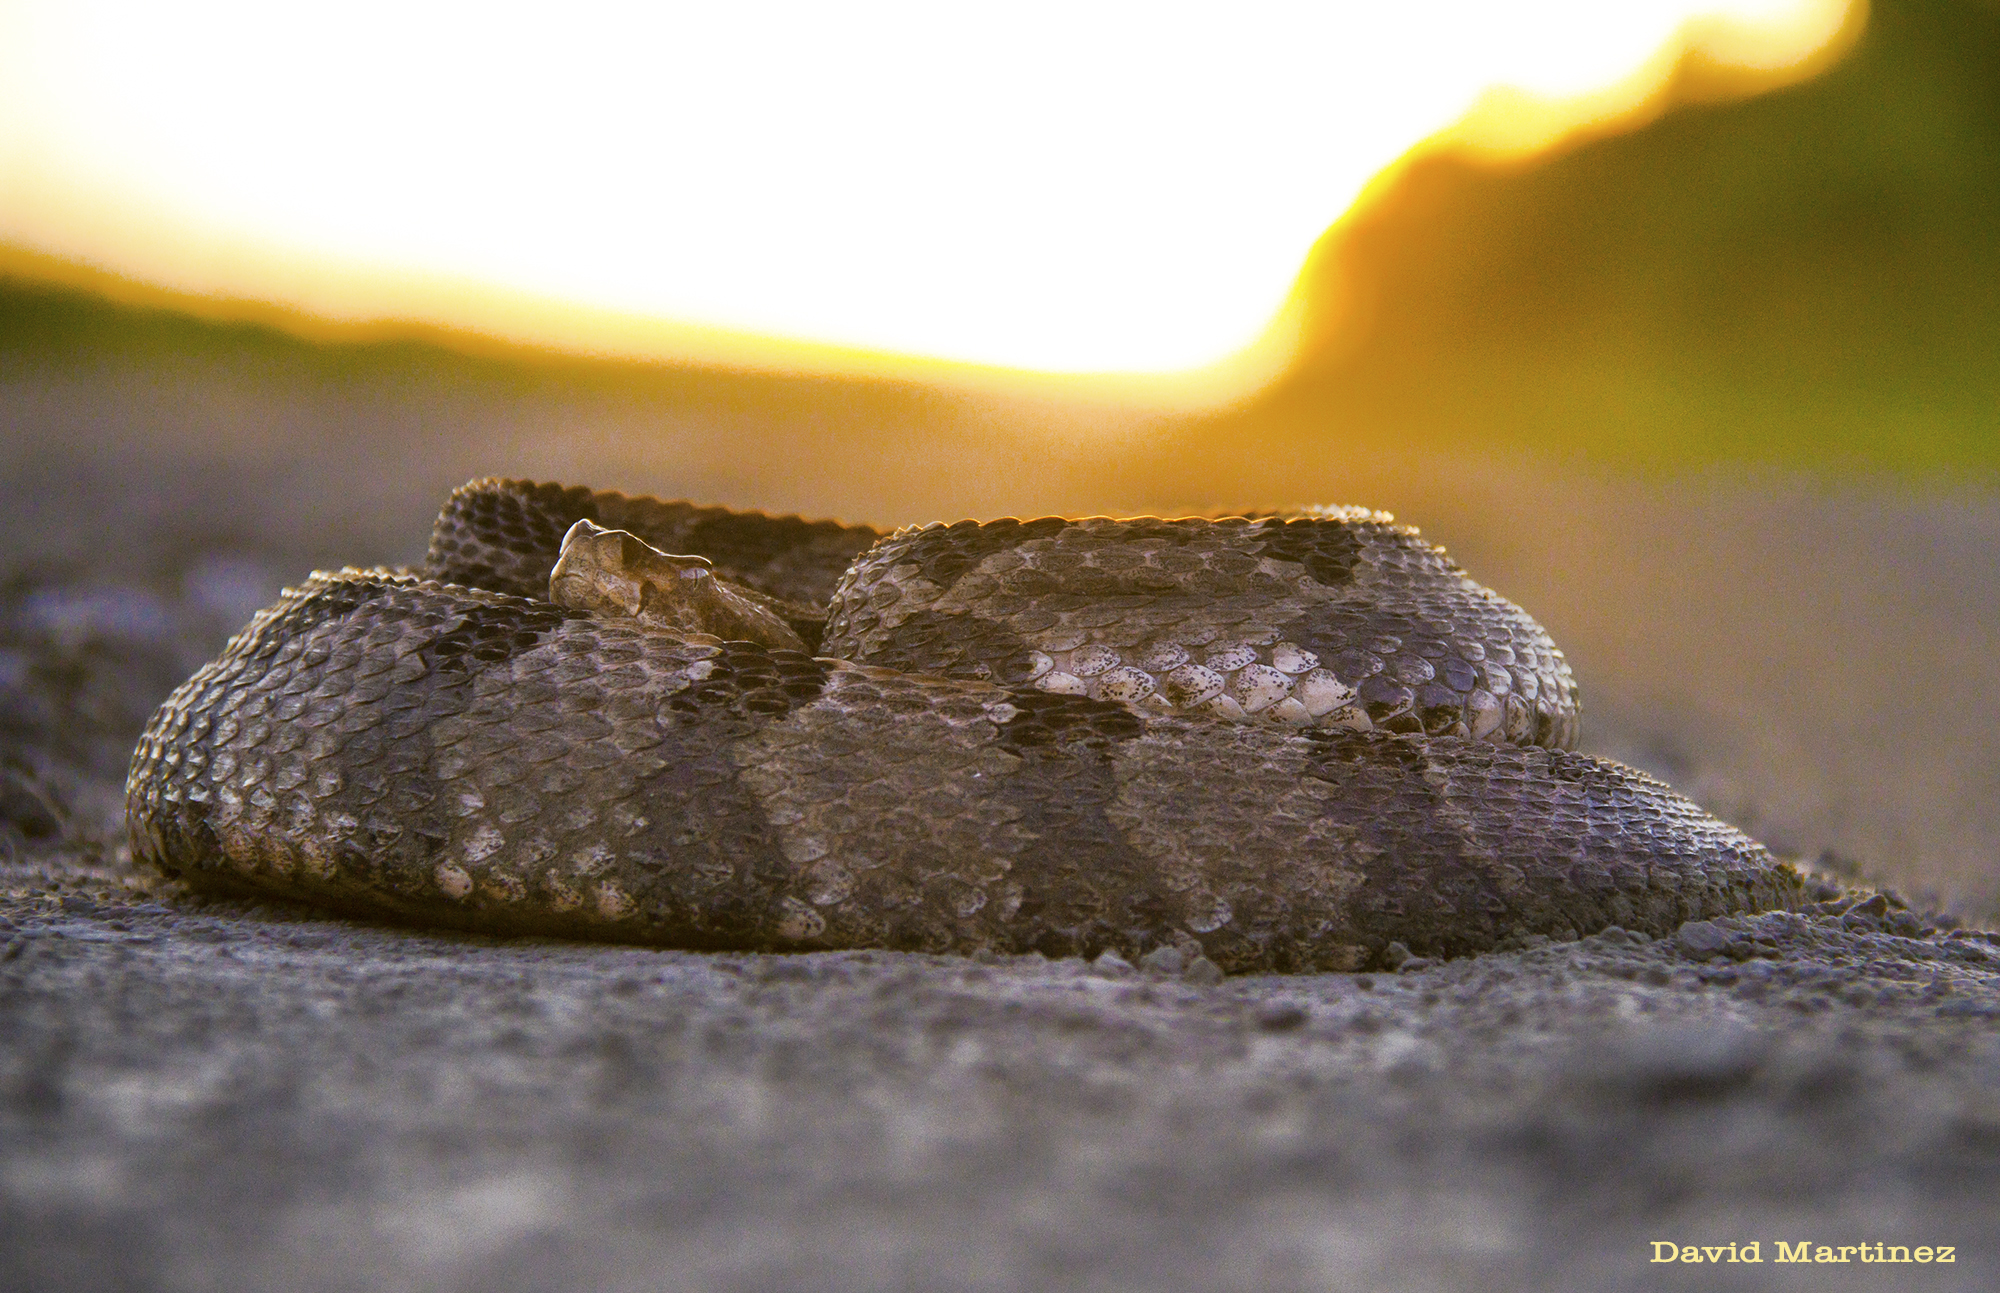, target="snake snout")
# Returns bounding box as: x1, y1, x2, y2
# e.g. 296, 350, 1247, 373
550, 517, 803, 652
